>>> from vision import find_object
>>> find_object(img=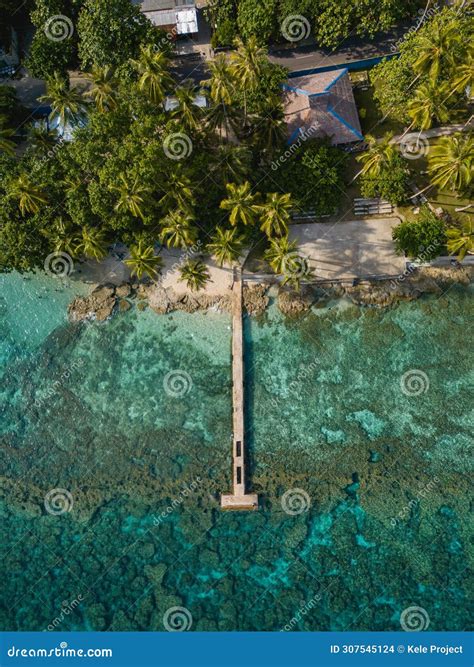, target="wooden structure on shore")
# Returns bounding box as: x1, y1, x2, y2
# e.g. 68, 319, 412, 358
221, 268, 259, 511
